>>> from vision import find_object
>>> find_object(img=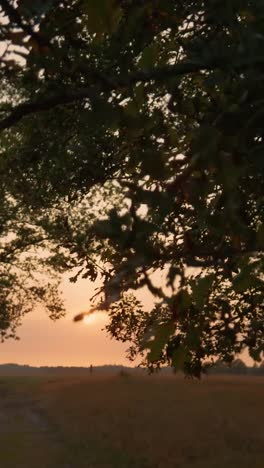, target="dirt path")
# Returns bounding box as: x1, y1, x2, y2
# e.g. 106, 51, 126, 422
0, 380, 71, 468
